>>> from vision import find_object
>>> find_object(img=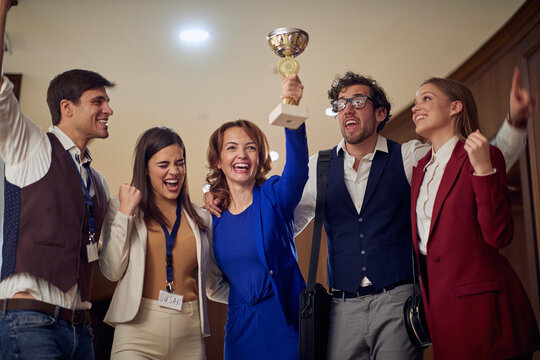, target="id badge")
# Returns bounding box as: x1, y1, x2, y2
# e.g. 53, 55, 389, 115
158, 290, 183, 311
86, 242, 99, 263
